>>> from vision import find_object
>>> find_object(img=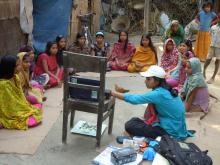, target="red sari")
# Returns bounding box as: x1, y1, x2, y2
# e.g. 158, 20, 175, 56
108, 42, 135, 70
34, 53, 63, 87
